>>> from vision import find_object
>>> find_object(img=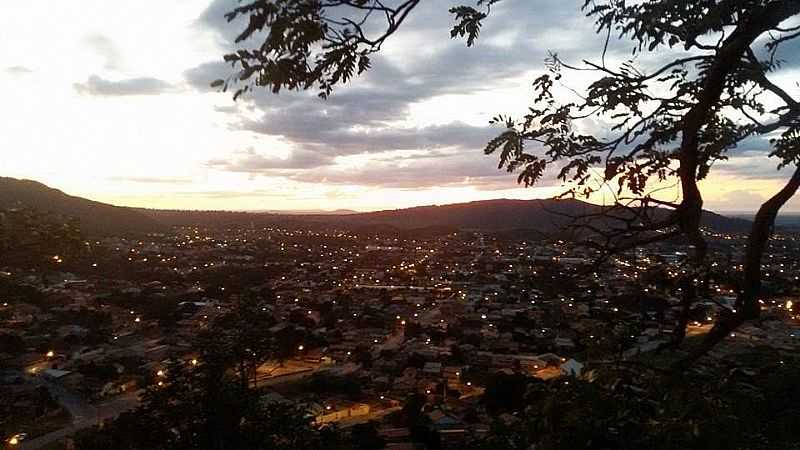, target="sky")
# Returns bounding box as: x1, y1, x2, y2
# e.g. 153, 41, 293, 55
1, 0, 799, 213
